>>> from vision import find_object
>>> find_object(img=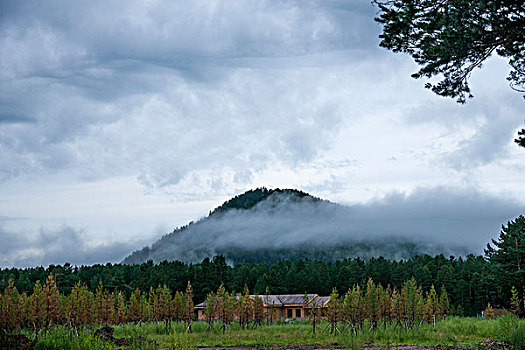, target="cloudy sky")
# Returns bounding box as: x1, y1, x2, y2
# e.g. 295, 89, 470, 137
1, 0, 524, 268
